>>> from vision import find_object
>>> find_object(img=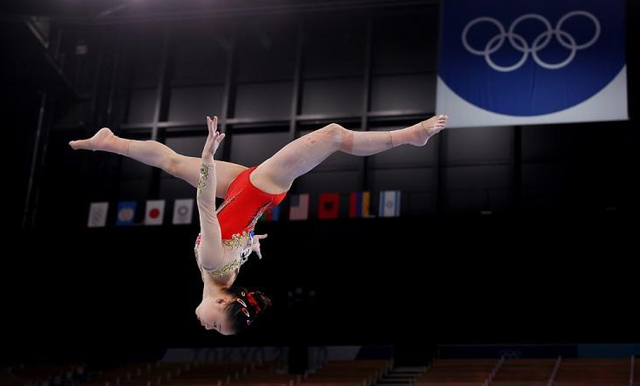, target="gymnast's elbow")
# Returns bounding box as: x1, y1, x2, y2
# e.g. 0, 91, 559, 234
199, 255, 219, 271
197, 243, 225, 269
